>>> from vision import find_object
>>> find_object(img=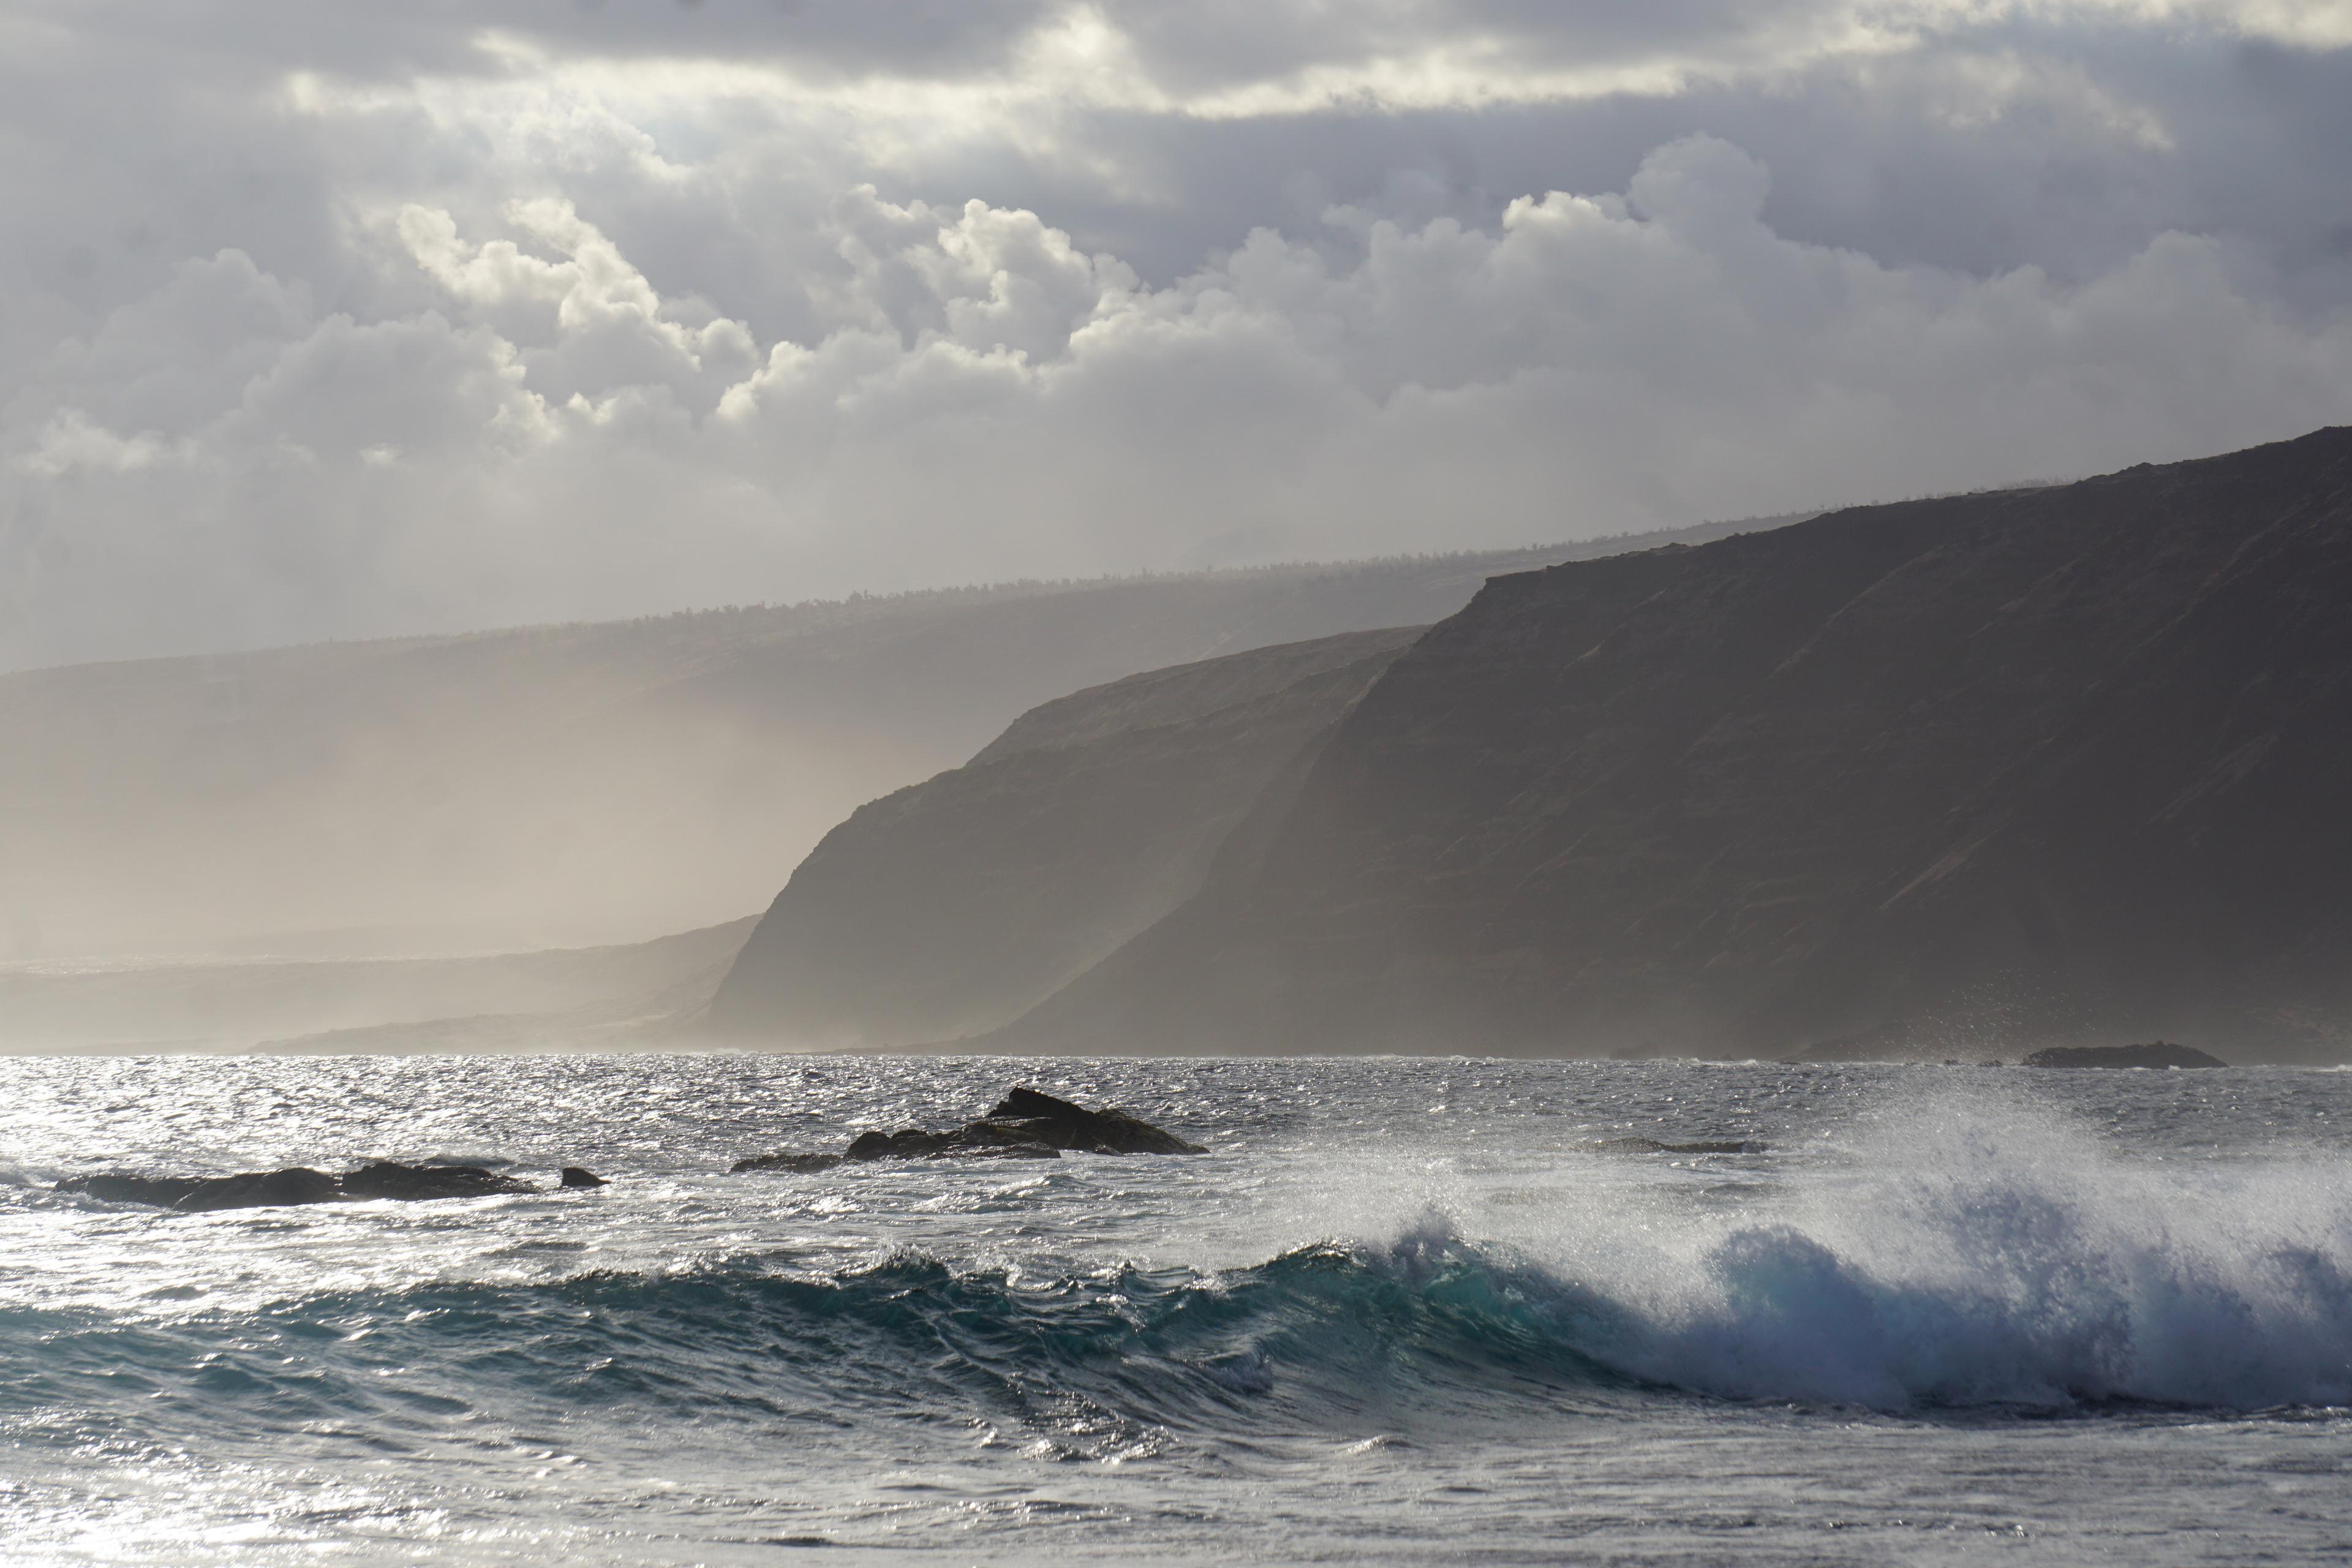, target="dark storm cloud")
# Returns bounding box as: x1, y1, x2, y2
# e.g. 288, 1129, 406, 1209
1, 1, 2348, 669
8, 0, 1060, 83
